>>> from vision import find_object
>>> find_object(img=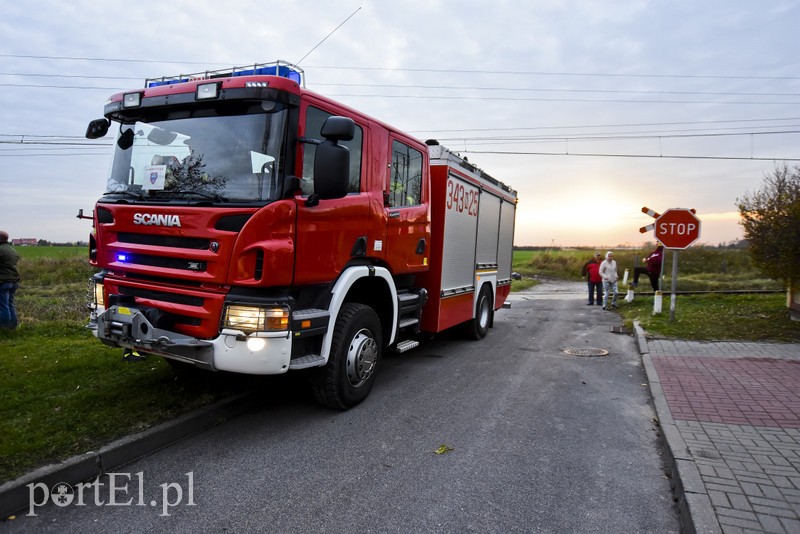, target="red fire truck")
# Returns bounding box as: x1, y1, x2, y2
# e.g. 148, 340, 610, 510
84, 61, 517, 409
